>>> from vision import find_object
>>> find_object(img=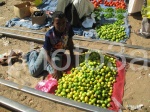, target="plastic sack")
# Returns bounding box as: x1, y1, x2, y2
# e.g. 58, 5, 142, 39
35, 74, 58, 94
